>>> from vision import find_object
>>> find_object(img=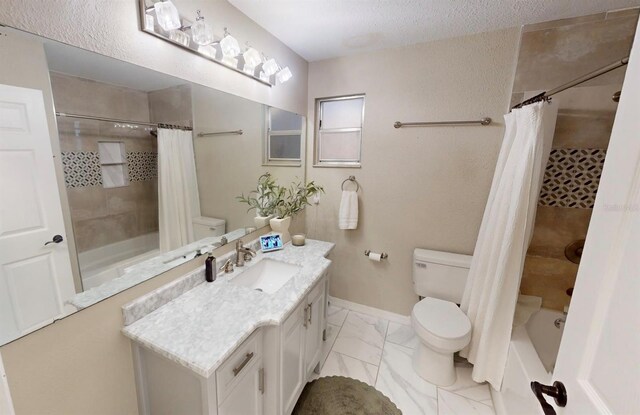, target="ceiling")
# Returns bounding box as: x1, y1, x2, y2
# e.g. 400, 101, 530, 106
229, 0, 640, 62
